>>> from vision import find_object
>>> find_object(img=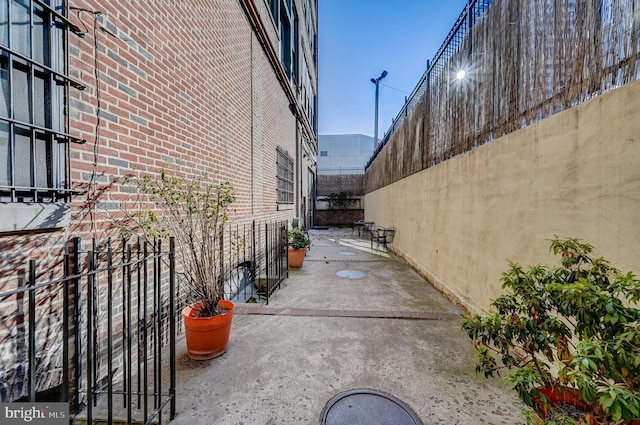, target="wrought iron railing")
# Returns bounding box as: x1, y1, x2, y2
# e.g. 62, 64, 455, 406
223, 220, 288, 304
0, 219, 288, 424
370, 0, 493, 163
0, 236, 177, 424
